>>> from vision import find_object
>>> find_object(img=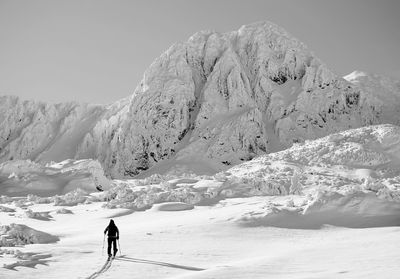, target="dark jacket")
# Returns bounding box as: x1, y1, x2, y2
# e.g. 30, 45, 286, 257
104, 220, 119, 238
